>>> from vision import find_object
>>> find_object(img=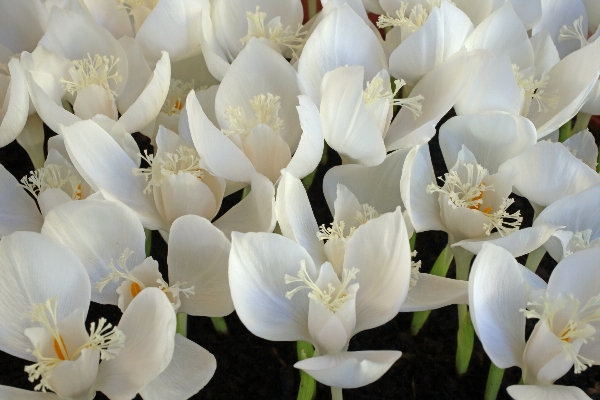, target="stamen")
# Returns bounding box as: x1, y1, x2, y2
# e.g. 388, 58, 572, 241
60, 54, 122, 100
410, 250, 421, 289
223, 93, 284, 136
564, 229, 600, 257
117, 0, 158, 13
95, 249, 145, 293
523, 293, 600, 373
19, 164, 83, 200
317, 203, 380, 241
363, 77, 423, 118
80, 318, 125, 361
130, 282, 142, 298
157, 280, 195, 310
481, 197, 522, 236
285, 260, 359, 313
240, 6, 306, 58
512, 64, 558, 113
132, 146, 205, 194
161, 79, 195, 116
559, 16, 589, 48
